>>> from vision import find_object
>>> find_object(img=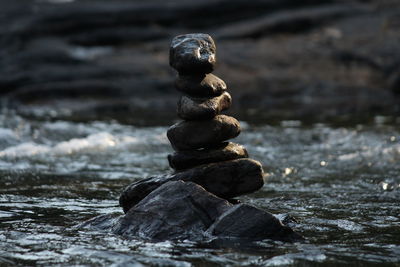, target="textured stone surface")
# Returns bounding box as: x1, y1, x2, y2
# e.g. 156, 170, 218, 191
167, 115, 240, 151
76, 213, 122, 232
168, 142, 248, 170
175, 73, 227, 97
169, 33, 216, 74
81, 181, 302, 242
206, 203, 304, 242
80, 181, 232, 240
114, 181, 232, 241
119, 158, 264, 213
177, 92, 231, 120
